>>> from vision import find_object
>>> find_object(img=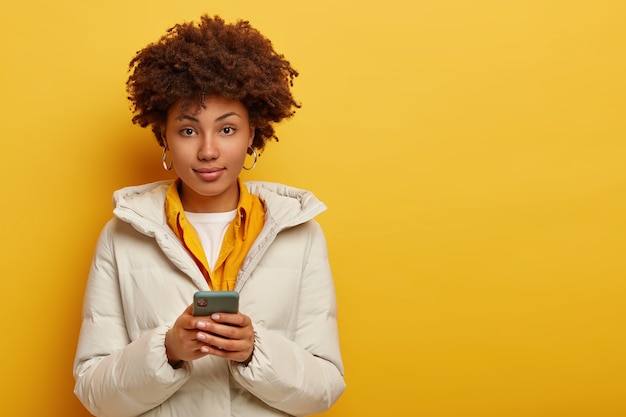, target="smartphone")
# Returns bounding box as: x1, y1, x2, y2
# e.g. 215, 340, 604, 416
192, 291, 239, 316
